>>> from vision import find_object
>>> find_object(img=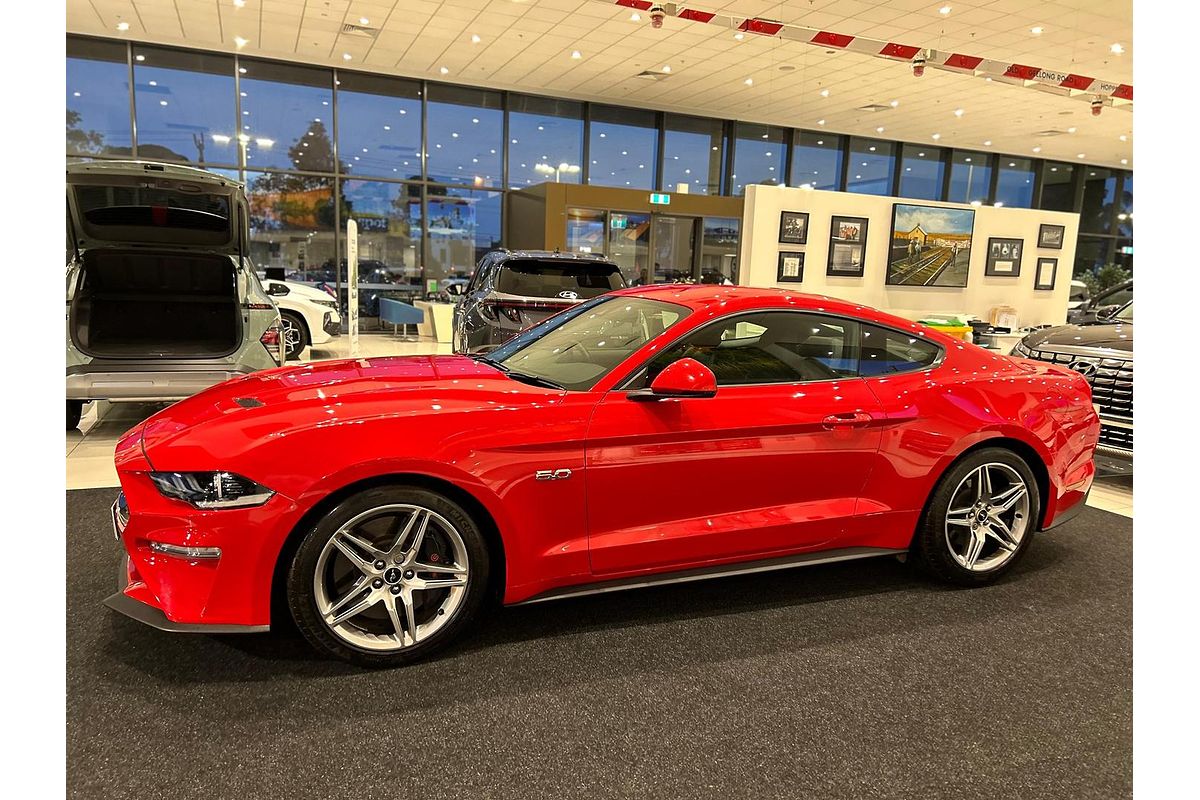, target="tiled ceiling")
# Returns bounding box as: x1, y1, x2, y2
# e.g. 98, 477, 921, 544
66, 0, 1133, 168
